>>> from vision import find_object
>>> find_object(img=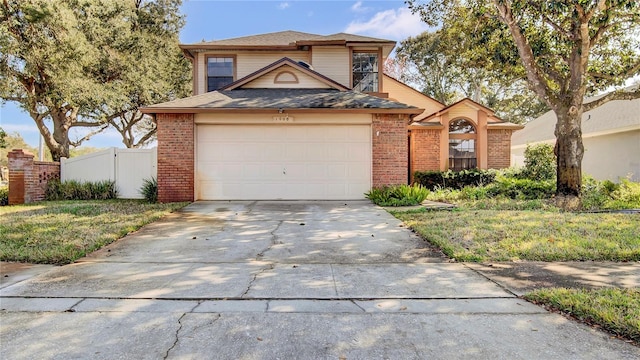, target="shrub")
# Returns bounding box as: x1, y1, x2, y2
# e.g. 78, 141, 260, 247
366, 184, 430, 206
0, 186, 8, 206
46, 179, 117, 200
414, 169, 496, 190
520, 143, 556, 181
485, 176, 556, 200
583, 177, 640, 210
140, 177, 158, 203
